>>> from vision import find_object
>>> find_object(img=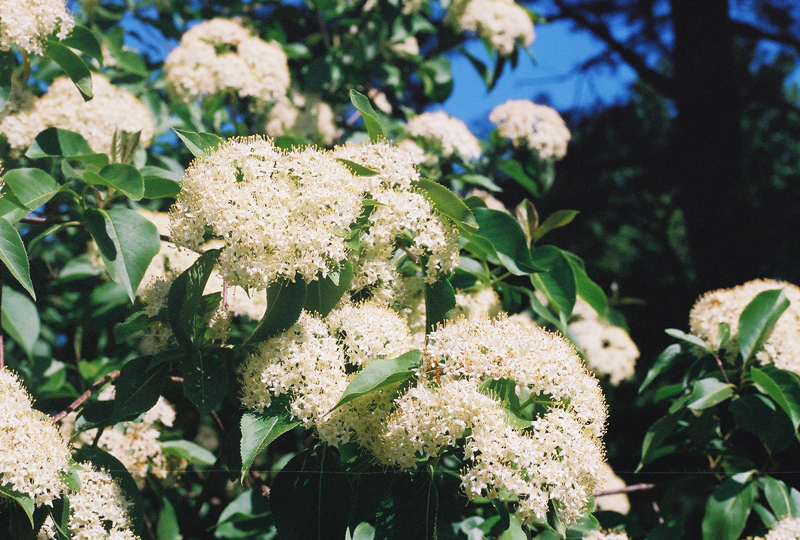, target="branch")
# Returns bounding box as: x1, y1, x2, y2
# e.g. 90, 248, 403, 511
730, 19, 800, 53
595, 482, 656, 497
550, 0, 675, 96
52, 370, 121, 422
